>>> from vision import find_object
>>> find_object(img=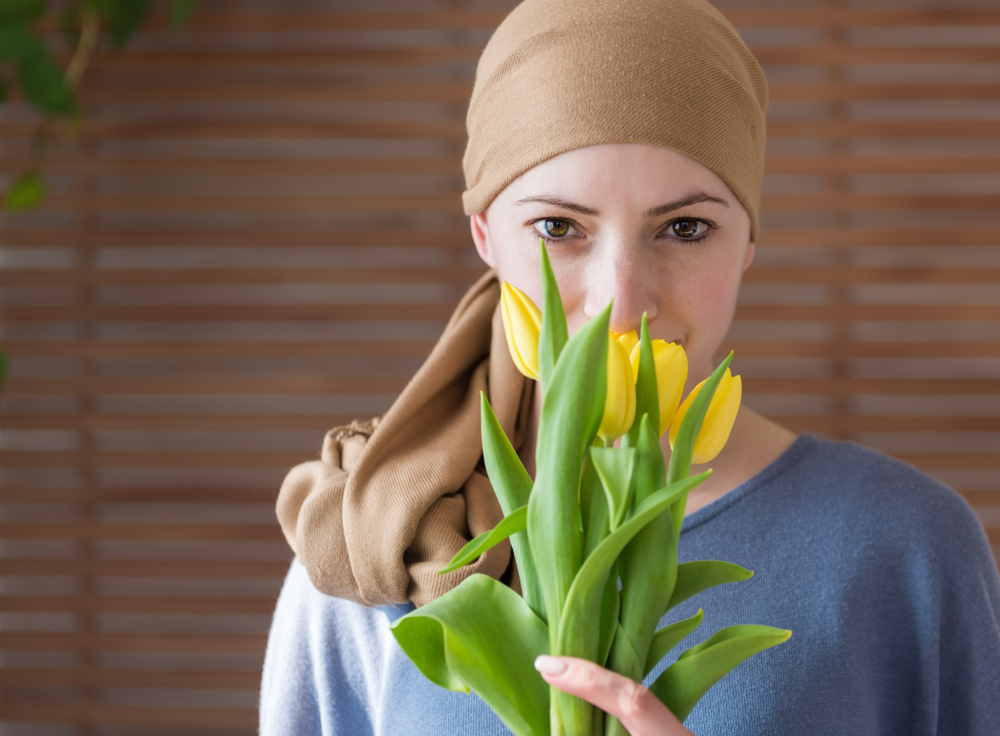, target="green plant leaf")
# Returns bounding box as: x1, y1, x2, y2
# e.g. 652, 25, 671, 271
0, 24, 45, 62
480, 392, 544, 621
650, 624, 792, 723
588, 445, 636, 531
665, 560, 753, 613
644, 608, 704, 676
0, 348, 7, 392
169, 0, 198, 29
579, 448, 608, 561
91, 0, 149, 48
556, 471, 711, 662
610, 415, 676, 682
624, 314, 659, 448
667, 352, 733, 486
596, 560, 620, 667
391, 574, 550, 736
665, 352, 733, 537
537, 240, 568, 391
0, 0, 44, 25
605, 624, 644, 736
17, 54, 76, 114
528, 299, 610, 637
4, 170, 45, 211
437, 505, 526, 575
